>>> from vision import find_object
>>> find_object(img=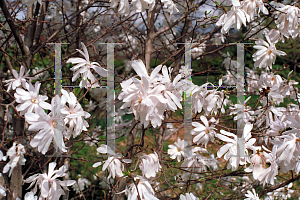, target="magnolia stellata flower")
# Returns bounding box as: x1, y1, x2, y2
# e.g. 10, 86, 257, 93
258, 146, 278, 186
252, 34, 286, 69
161, 0, 178, 13
223, 70, 236, 86
125, 176, 159, 200
180, 192, 199, 200
222, 52, 238, 70
118, 60, 169, 127
168, 137, 187, 162
111, 0, 130, 16
132, 0, 155, 12
179, 65, 193, 78
61, 91, 91, 139
3, 142, 25, 177
67, 42, 107, 87
3, 65, 31, 91
245, 151, 267, 180
272, 182, 294, 199
191, 116, 216, 147
271, 2, 300, 39
139, 152, 162, 178
258, 72, 283, 89
161, 65, 182, 111
242, 0, 268, 21
216, 123, 258, 171
14, 81, 51, 115
211, 33, 225, 46
25, 106, 67, 155
93, 144, 131, 179
181, 148, 219, 173
276, 133, 300, 167
216, 4, 250, 34
245, 188, 260, 200
191, 42, 206, 60
24, 162, 76, 199
72, 174, 91, 194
